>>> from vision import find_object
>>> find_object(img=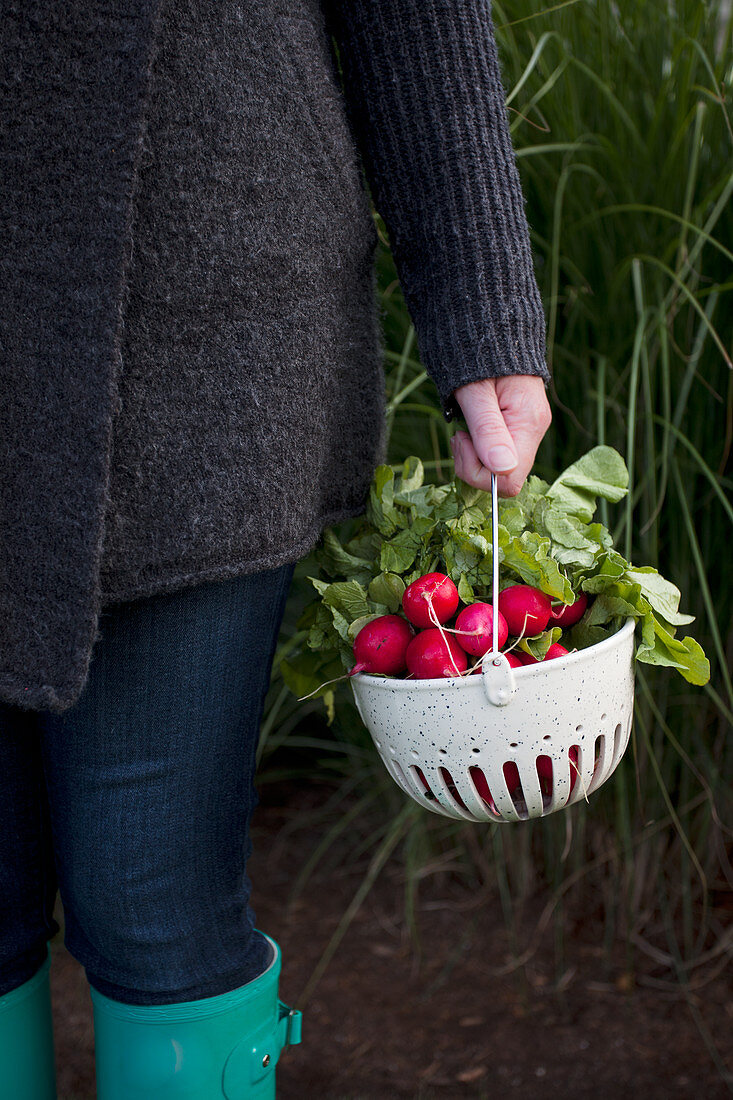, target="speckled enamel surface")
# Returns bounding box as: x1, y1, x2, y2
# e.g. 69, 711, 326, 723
351, 618, 636, 823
